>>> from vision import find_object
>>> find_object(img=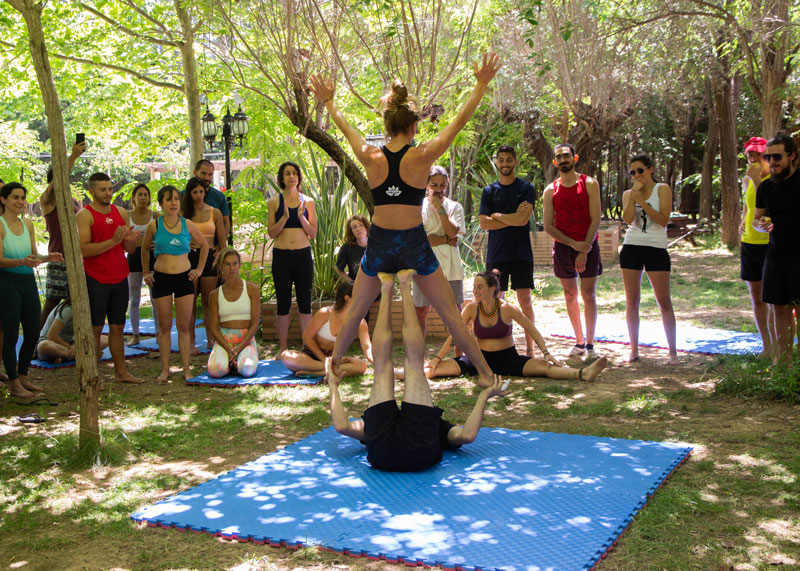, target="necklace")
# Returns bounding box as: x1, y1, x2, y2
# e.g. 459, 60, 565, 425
163, 215, 180, 230
478, 299, 499, 318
